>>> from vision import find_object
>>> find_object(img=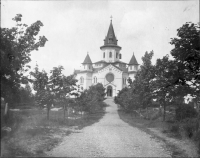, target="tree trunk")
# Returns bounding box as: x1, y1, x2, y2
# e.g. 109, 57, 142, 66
47, 105, 50, 120
4, 103, 9, 124
163, 101, 166, 121
64, 104, 66, 121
